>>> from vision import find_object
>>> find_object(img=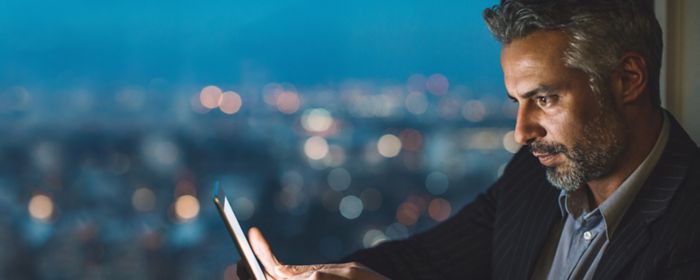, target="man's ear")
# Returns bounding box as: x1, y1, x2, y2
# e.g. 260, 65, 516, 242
612, 52, 648, 104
